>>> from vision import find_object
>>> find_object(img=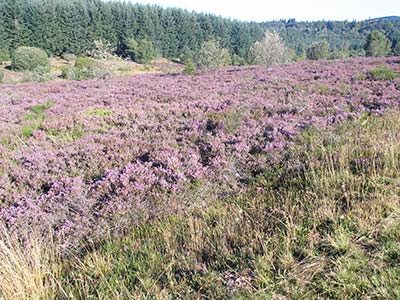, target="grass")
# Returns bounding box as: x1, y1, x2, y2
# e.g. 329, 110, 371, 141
46, 125, 85, 143
20, 101, 54, 138
1, 112, 400, 299
0, 57, 181, 84
86, 108, 114, 117
0, 226, 63, 300
367, 65, 397, 81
